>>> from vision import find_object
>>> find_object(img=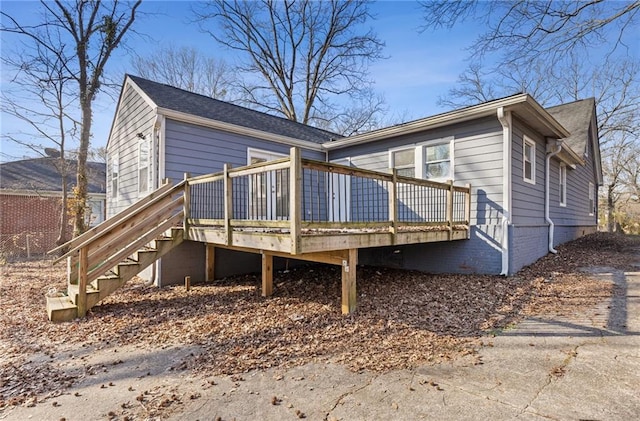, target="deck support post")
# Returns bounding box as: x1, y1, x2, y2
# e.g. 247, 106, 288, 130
341, 248, 358, 314
183, 173, 191, 234
206, 244, 215, 282
465, 183, 472, 238
389, 169, 398, 243
77, 247, 88, 317
446, 179, 454, 240
261, 252, 273, 297
289, 147, 302, 254
223, 164, 233, 246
